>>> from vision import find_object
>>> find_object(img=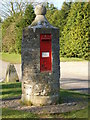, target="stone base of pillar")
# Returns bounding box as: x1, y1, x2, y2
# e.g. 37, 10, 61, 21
21, 94, 60, 106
